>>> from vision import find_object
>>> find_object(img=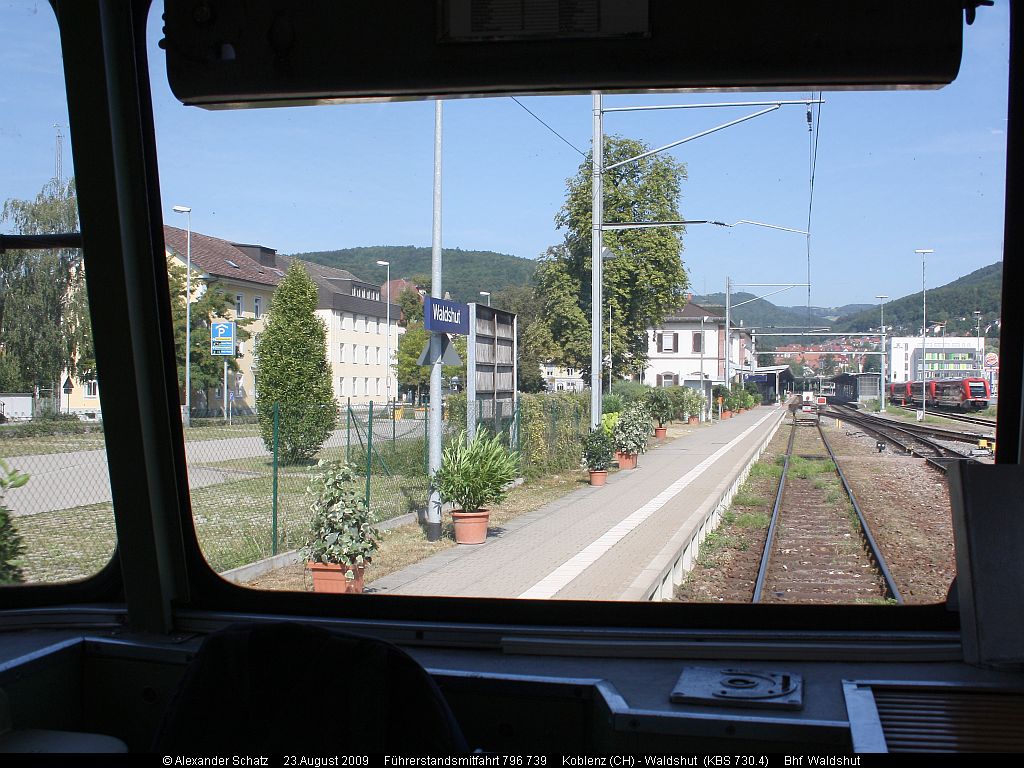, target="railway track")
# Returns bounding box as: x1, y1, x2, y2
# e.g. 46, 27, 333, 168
891, 403, 996, 430
752, 418, 902, 605
824, 404, 981, 472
